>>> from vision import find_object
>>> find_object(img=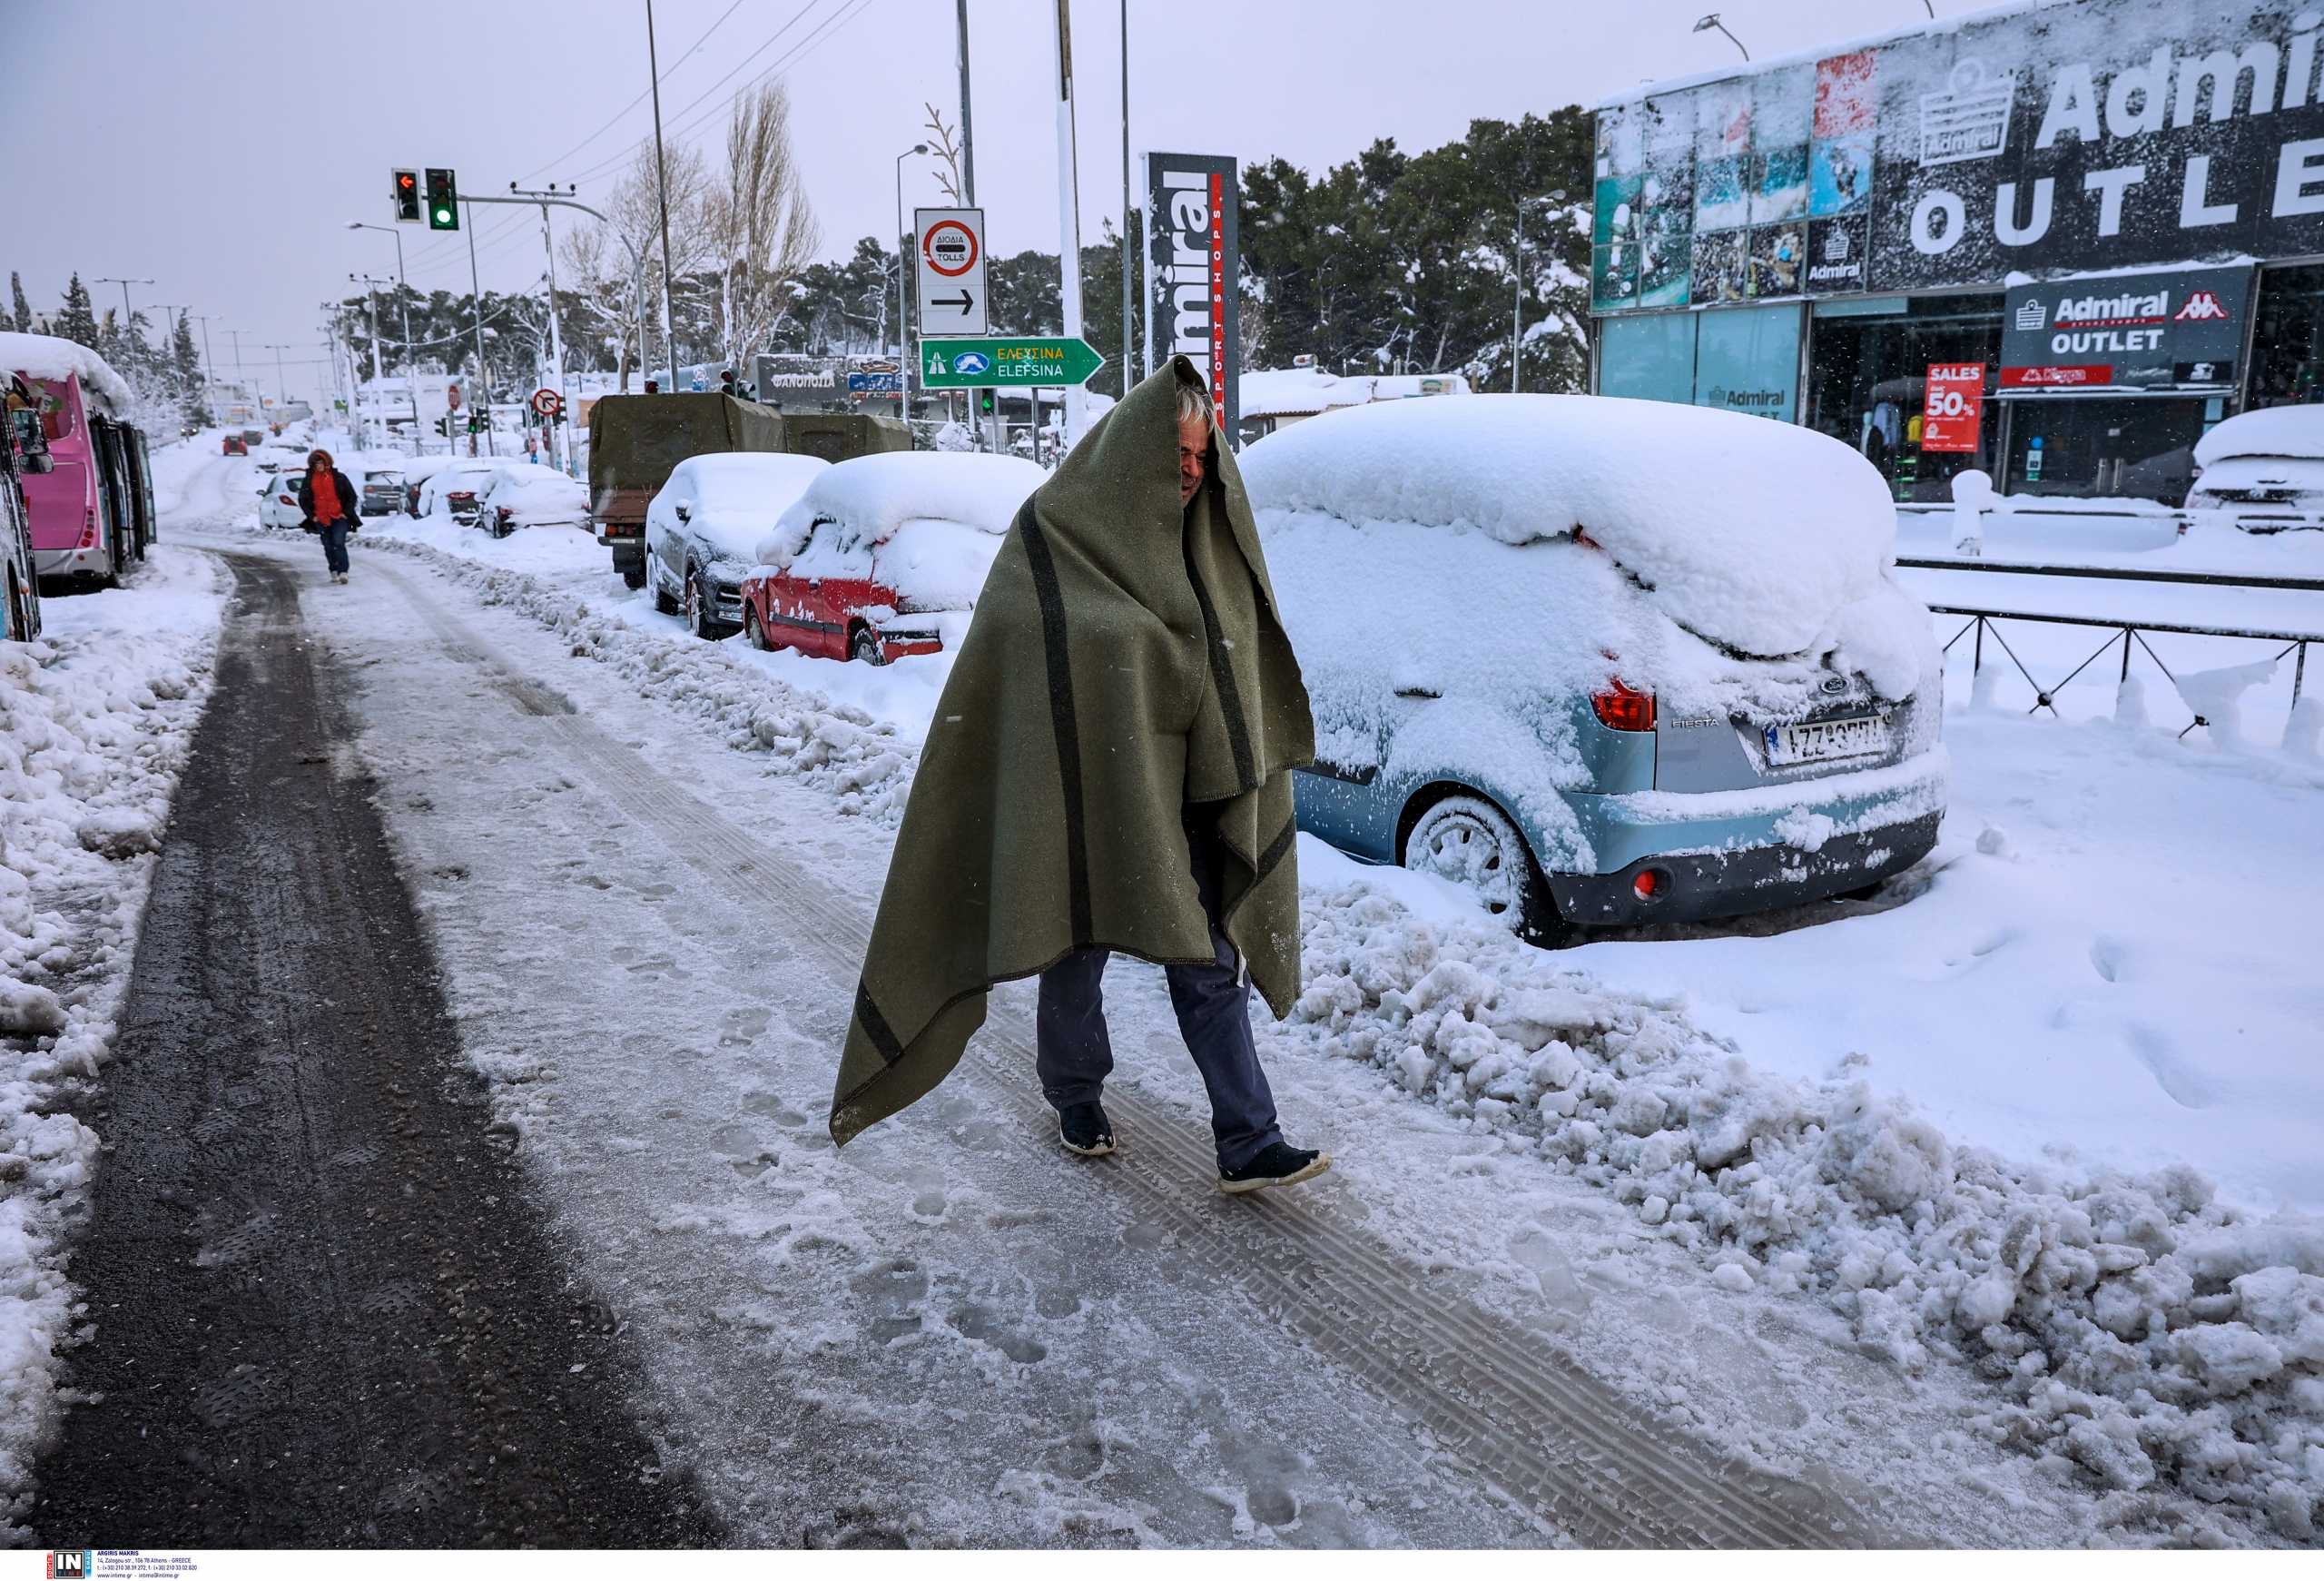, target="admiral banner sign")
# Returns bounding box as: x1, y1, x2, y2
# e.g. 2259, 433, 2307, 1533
1999, 263, 2251, 390
1593, 0, 2324, 311
1144, 151, 1241, 443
